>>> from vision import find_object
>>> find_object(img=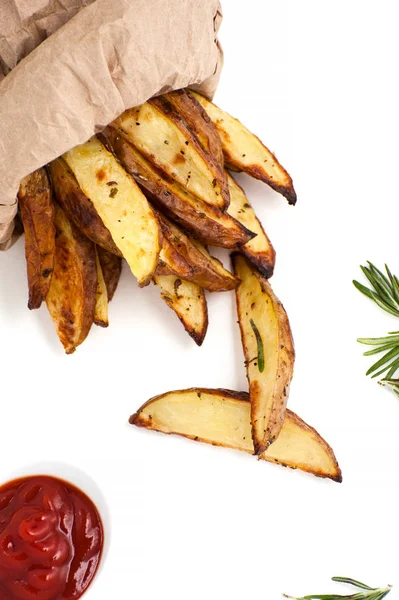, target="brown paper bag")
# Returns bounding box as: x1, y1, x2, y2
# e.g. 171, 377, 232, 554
0, 0, 223, 249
